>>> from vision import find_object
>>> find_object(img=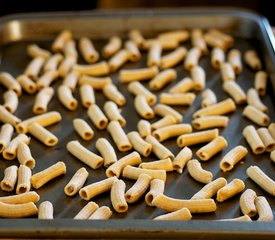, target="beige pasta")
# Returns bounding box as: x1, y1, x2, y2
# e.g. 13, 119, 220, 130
64, 167, 89, 196
257, 127, 275, 152
104, 101, 126, 127
73, 118, 94, 141
125, 40, 141, 62
191, 177, 227, 200
217, 215, 252, 222
96, 138, 117, 167
28, 122, 58, 146
168, 77, 194, 94
127, 131, 152, 157
204, 32, 227, 50
128, 81, 157, 105
37, 70, 59, 90
3, 90, 18, 113
240, 189, 257, 217
159, 93, 196, 106
247, 88, 268, 113
33, 87, 54, 114
254, 71, 267, 96
27, 44, 51, 59
268, 123, 275, 139
73, 62, 109, 77
129, 29, 144, 48
58, 56, 76, 78
139, 158, 173, 172
216, 179, 245, 202
24, 57, 45, 80
17, 142, 35, 169
16, 165, 31, 194
211, 47, 225, 69
74, 201, 99, 219
0, 191, 39, 204
0, 123, 14, 153
208, 29, 234, 47
149, 69, 177, 91
31, 161, 66, 189
272, 150, 275, 163
137, 119, 151, 138
154, 104, 183, 123
220, 62, 235, 81
79, 37, 99, 63
187, 159, 213, 184
106, 151, 141, 178
172, 146, 192, 174
57, 85, 78, 111
228, 49, 242, 74
108, 49, 129, 72
38, 201, 53, 219
103, 84, 126, 107
243, 105, 270, 127
145, 179, 165, 206
191, 29, 208, 55
255, 196, 273, 221
122, 166, 166, 181
177, 129, 219, 147
78, 75, 111, 90
184, 47, 201, 71
151, 115, 177, 131
243, 125, 265, 154
201, 89, 217, 108
79, 84, 95, 108
158, 30, 189, 43
134, 95, 155, 119
147, 41, 161, 67
247, 166, 275, 196
1, 165, 18, 192
119, 66, 159, 83
88, 206, 112, 220
102, 36, 122, 58
87, 104, 108, 130
44, 53, 63, 72
191, 65, 205, 91
52, 30, 72, 52
244, 50, 262, 71
0, 201, 38, 218
67, 140, 103, 169
17, 75, 37, 94
154, 207, 192, 221
62, 71, 79, 92
192, 116, 229, 131
64, 40, 78, 58
220, 145, 248, 172
0, 72, 22, 96
160, 47, 187, 69
111, 179, 128, 213
223, 81, 246, 104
